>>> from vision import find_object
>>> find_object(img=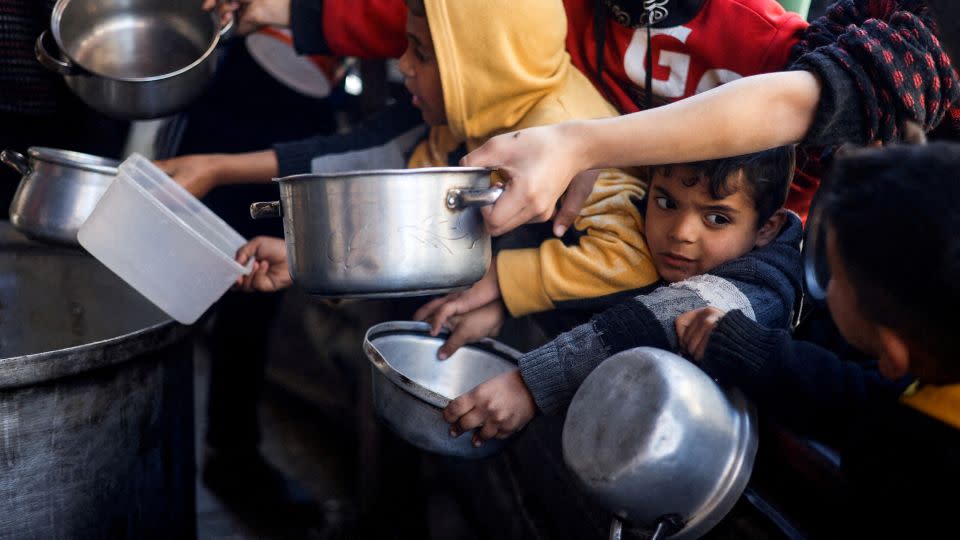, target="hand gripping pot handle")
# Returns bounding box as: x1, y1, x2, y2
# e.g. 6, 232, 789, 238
445, 186, 503, 210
